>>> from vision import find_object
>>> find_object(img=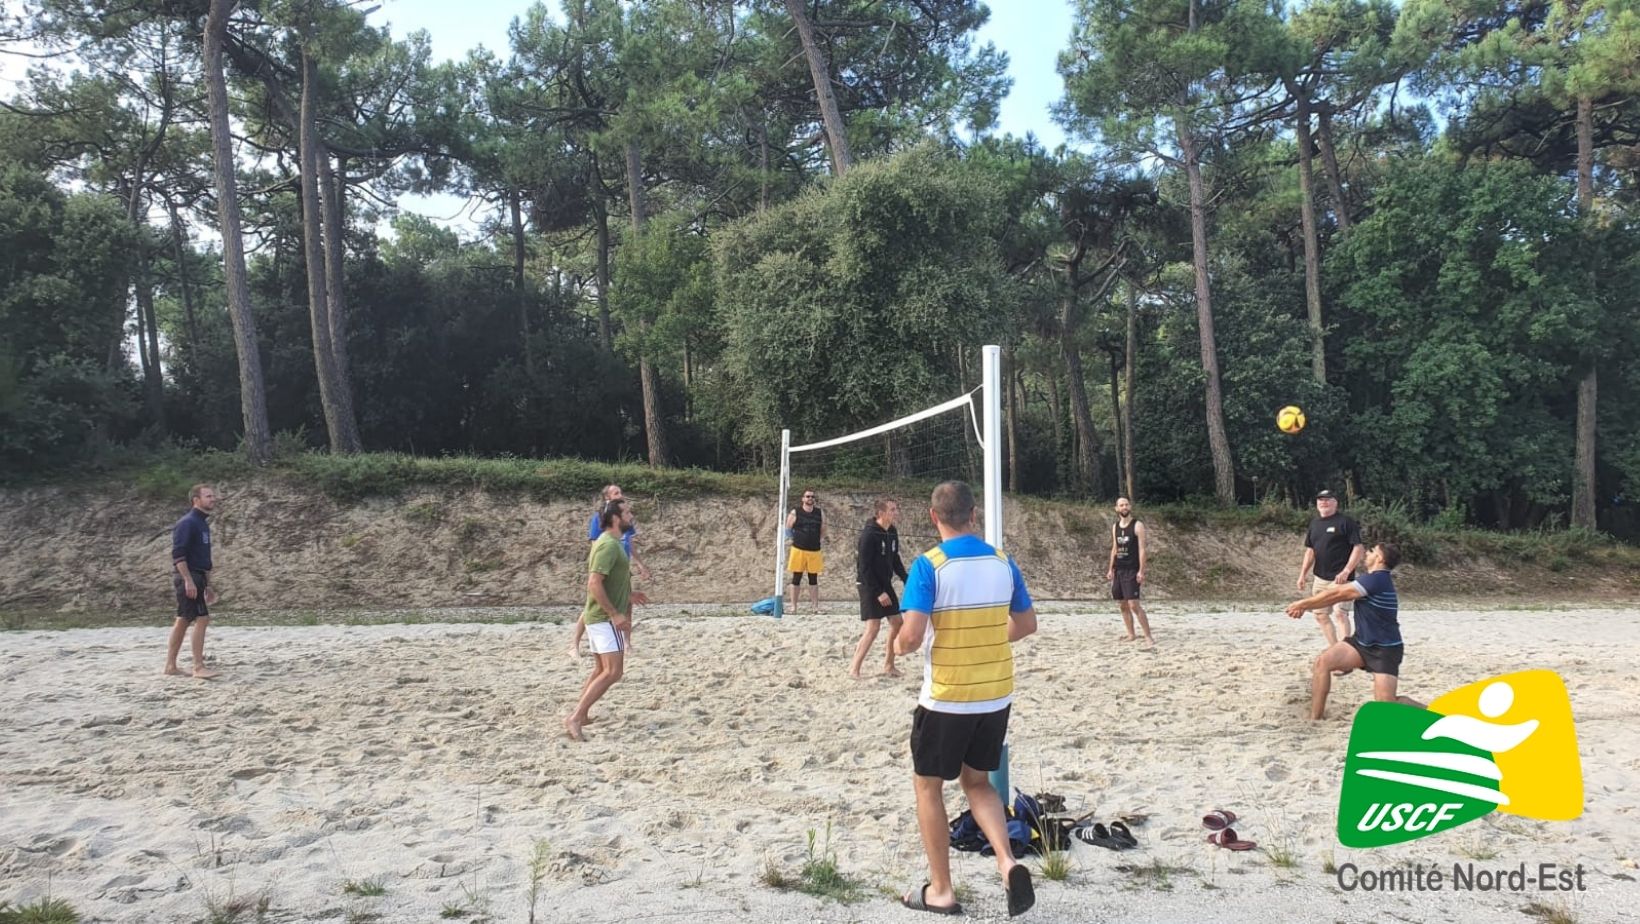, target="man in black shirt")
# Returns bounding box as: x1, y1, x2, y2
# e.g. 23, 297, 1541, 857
1296, 489, 1364, 647
850, 497, 909, 678
786, 488, 826, 613
1106, 497, 1153, 645
165, 484, 222, 679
